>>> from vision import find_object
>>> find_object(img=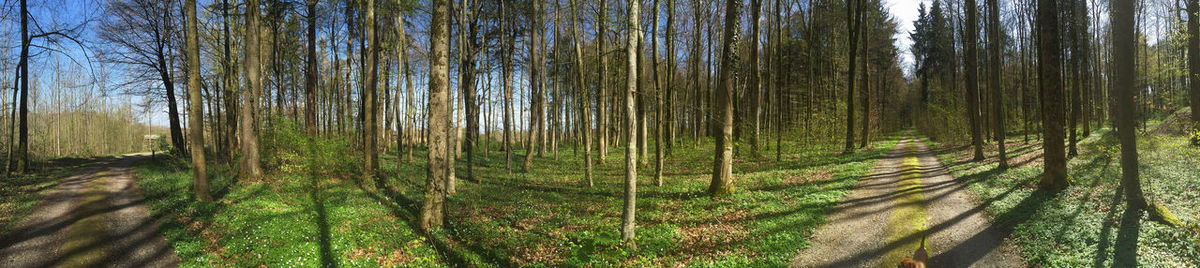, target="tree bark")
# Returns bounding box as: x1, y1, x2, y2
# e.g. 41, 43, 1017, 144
1038, 0, 1069, 192
305, 0, 318, 135
184, 0, 211, 202
241, 0, 264, 180
621, 0, 641, 245
570, 0, 594, 186
598, 0, 610, 164
1113, 0, 1147, 209
710, 0, 740, 197
989, 0, 1007, 169
1190, 0, 1200, 125
421, 0, 451, 231
966, 0, 985, 161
